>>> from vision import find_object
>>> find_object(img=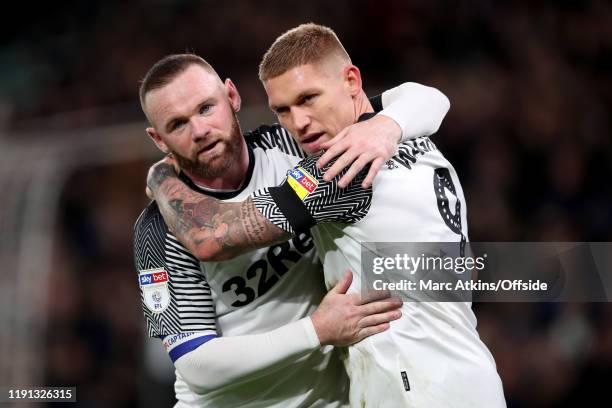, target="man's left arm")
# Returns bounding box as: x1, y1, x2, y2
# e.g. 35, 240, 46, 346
379, 82, 450, 141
